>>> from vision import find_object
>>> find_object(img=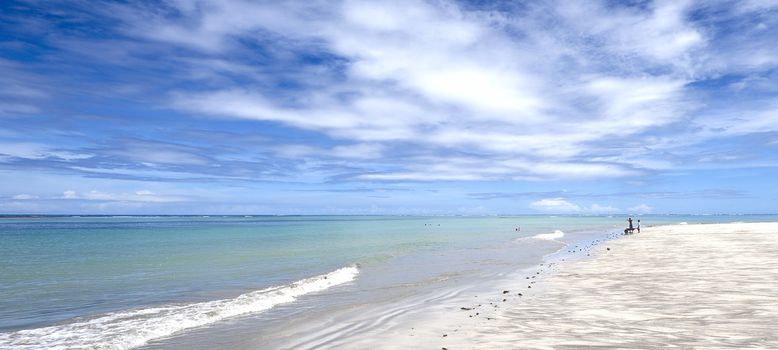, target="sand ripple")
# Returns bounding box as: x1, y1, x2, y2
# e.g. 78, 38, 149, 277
464, 223, 778, 349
